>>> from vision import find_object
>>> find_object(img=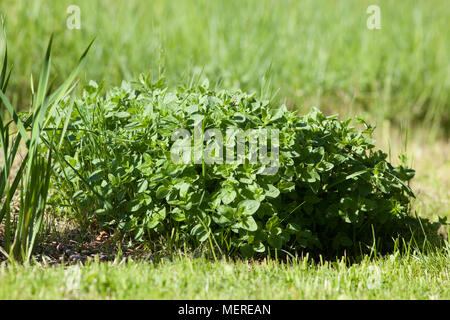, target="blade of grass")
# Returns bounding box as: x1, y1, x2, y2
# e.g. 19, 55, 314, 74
1, 34, 94, 262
